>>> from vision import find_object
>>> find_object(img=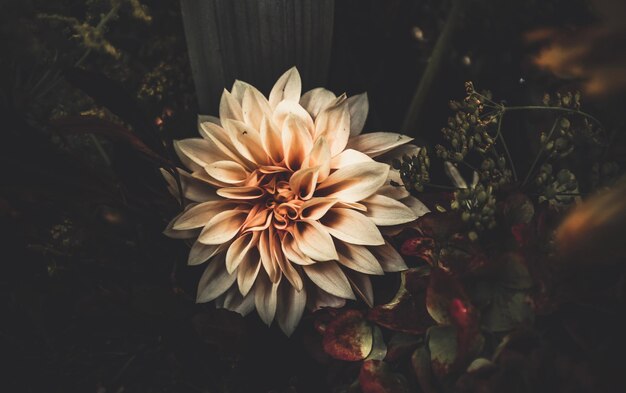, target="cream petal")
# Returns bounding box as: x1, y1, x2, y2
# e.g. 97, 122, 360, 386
237, 252, 262, 296
272, 237, 303, 291
321, 208, 385, 246
160, 168, 219, 203
198, 114, 221, 127
281, 233, 316, 265
303, 261, 355, 300
300, 87, 336, 119
231, 79, 253, 103
216, 186, 264, 200
255, 274, 280, 326
346, 93, 369, 136
282, 114, 313, 171
269, 67, 302, 109
163, 220, 199, 239
225, 232, 259, 273
260, 116, 284, 163
376, 143, 421, 164
293, 220, 339, 261
310, 287, 347, 311
273, 100, 315, 134
303, 136, 331, 181
173, 140, 203, 172
219, 89, 244, 121
444, 161, 468, 188
188, 241, 223, 265
345, 270, 374, 307
346, 132, 414, 158
199, 122, 250, 168
276, 282, 307, 336
402, 195, 431, 217
173, 200, 231, 230
174, 138, 225, 168
204, 160, 249, 185
336, 241, 384, 275
314, 100, 350, 157
222, 119, 269, 166
242, 85, 272, 130
289, 166, 319, 200
221, 285, 256, 316
300, 197, 338, 221
258, 229, 280, 283
361, 194, 418, 226
370, 241, 408, 272
197, 209, 248, 245
196, 253, 236, 303
317, 162, 389, 202
329, 149, 374, 169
